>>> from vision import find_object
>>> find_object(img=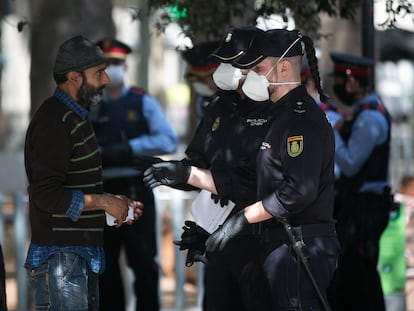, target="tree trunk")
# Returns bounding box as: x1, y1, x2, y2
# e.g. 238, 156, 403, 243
29, 0, 116, 117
